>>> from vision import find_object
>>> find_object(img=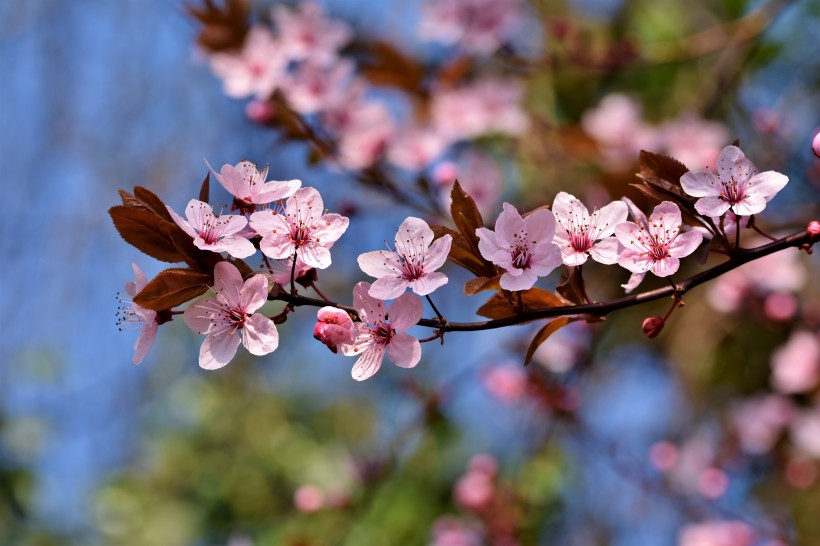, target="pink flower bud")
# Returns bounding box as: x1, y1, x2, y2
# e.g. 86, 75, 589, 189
294, 485, 325, 512
245, 99, 276, 124
697, 467, 729, 498
641, 316, 665, 338
314, 307, 355, 353
648, 441, 679, 471
454, 471, 494, 510
808, 220, 820, 239
813, 131, 820, 158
